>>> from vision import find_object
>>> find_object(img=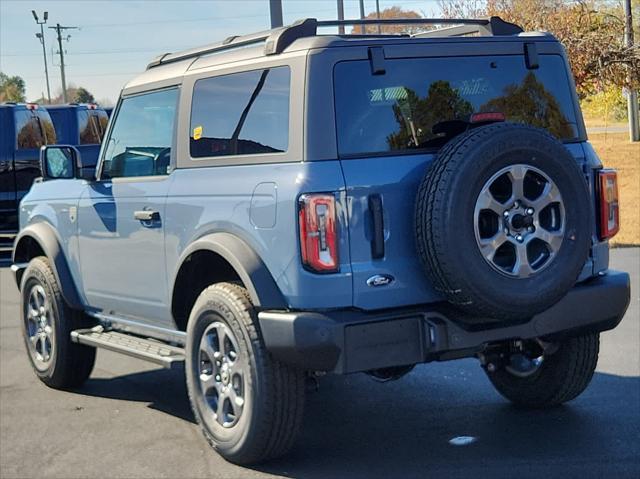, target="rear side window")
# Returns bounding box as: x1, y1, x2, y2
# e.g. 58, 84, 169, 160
78, 110, 108, 144
15, 109, 56, 149
101, 88, 178, 179
190, 66, 290, 158
334, 55, 579, 157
